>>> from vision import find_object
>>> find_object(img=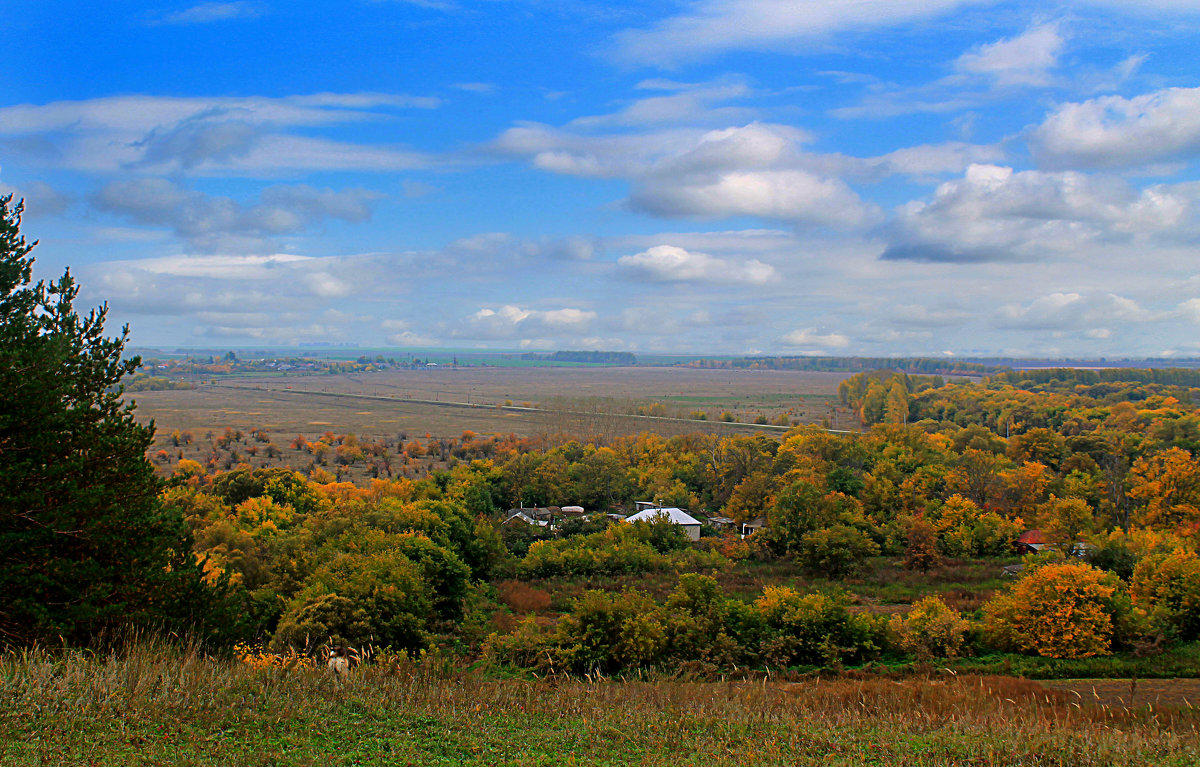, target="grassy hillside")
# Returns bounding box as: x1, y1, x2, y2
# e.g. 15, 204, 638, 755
3, 640, 1198, 766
